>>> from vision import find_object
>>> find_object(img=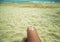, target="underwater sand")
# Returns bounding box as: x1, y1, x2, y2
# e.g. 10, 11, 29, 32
0, 3, 60, 42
